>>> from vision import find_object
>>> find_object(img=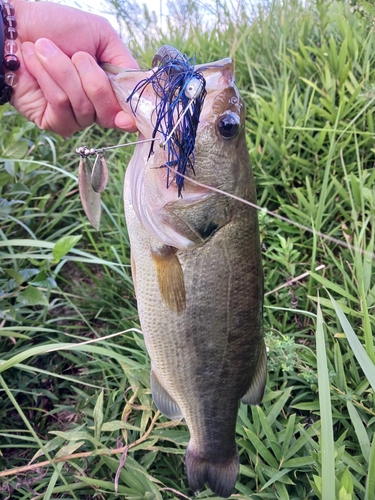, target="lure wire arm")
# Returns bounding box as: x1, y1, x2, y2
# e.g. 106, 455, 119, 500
75, 138, 159, 159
